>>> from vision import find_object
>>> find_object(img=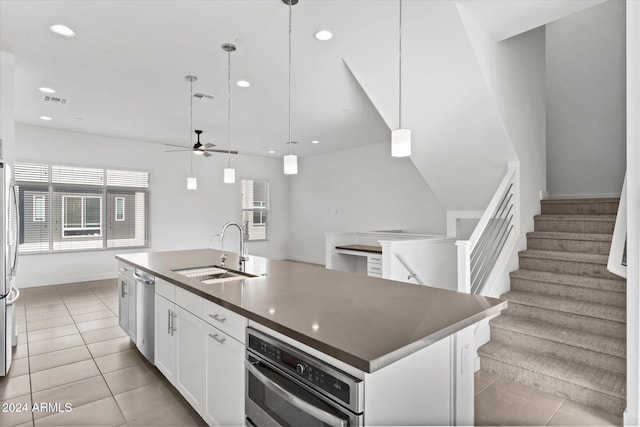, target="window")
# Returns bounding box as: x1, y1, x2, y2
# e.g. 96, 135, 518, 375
241, 179, 269, 241
33, 196, 45, 222
115, 197, 125, 221
15, 163, 150, 253
62, 196, 102, 237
